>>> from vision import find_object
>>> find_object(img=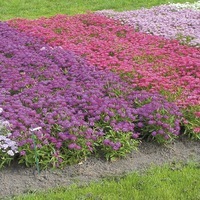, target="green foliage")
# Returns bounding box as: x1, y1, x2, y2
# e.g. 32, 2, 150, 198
95, 129, 138, 161
176, 33, 198, 47
18, 139, 59, 169
133, 97, 181, 144
182, 105, 200, 140
160, 87, 183, 102
60, 129, 94, 165
0, 146, 15, 169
